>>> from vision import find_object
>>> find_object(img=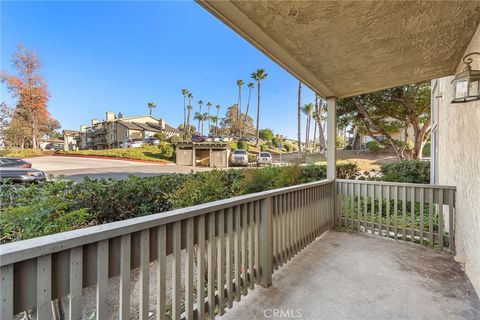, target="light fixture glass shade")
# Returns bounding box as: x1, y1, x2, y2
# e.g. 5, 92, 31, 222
452, 53, 480, 103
